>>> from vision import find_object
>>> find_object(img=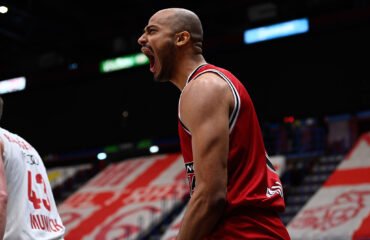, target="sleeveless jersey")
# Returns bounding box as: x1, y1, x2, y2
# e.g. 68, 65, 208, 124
178, 64, 290, 239
0, 128, 65, 240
